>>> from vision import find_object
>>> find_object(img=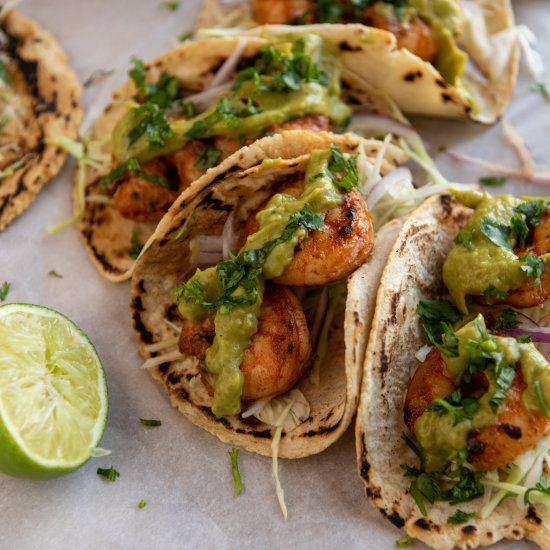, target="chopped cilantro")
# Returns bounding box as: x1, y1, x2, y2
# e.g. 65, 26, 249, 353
478, 176, 506, 186
409, 472, 441, 515
139, 418, 161, 427
417, 300, 462, 347
520, 253, 545, 286
129, 226, 144, 260
129, 56, 147, 97
447, 509, 476, 524
160, 1, 179, 10
402, 432, 425, 470
395, 536, 411, 547
441, 467, 484, 505
531, 82, 550, 100
514, 200, 548, 226
128, 102, 173, 147
101, 158, 169, 191
326, 144, 358, 191
178, 31, 192, 43
129, 57, 181, 108
97, 466, 120, 482
524, 475, 550, 505
488, 363, 516, 412
138, 499, 147, 509
483, 285, 507, 305
181, 100, 197, 117
174, 205, 323, 312
47, 270, 63, 279
479, 216, 511, 251
516, 334, 532, 343
510, 214, 529, 247
493, 308, 518, 329
229, 448, 243, 496
426, 390, 480, 426
194, 147, 222, 171
0, 281, 10, 301
455, 229, 473, 249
